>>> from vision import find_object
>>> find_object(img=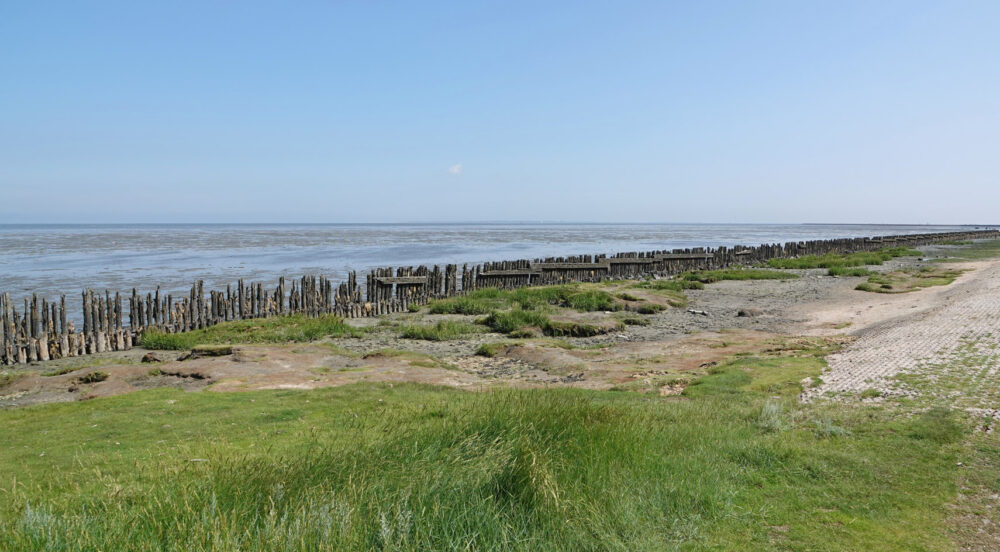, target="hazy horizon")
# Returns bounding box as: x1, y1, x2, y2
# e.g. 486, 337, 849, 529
1, 221, 997, 227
